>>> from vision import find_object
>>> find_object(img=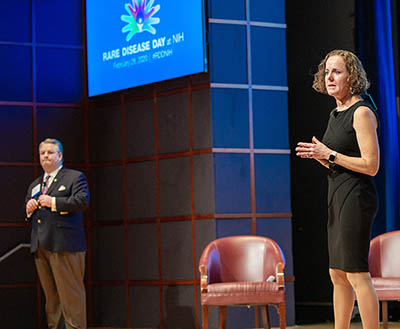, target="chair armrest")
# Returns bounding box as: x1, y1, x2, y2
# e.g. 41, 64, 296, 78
276, 262, 285, 289
200, 265, 208, 293
199, 245, 221, 284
